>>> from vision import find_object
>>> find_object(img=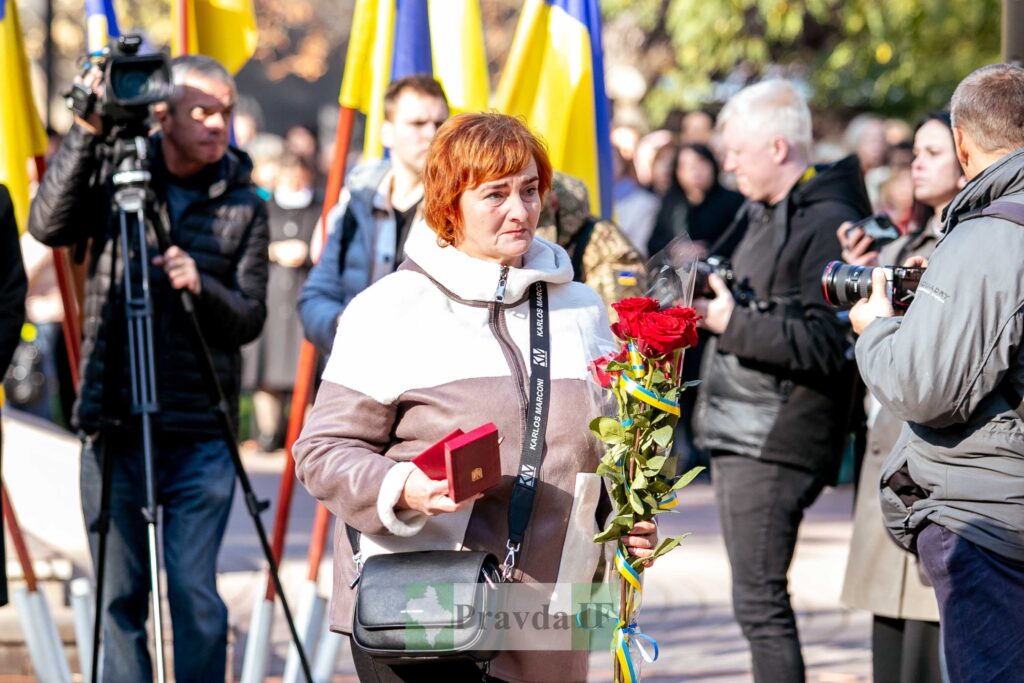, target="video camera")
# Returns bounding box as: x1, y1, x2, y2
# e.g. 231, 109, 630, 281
821, 261, 925, 312
67, 34, 173, 133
